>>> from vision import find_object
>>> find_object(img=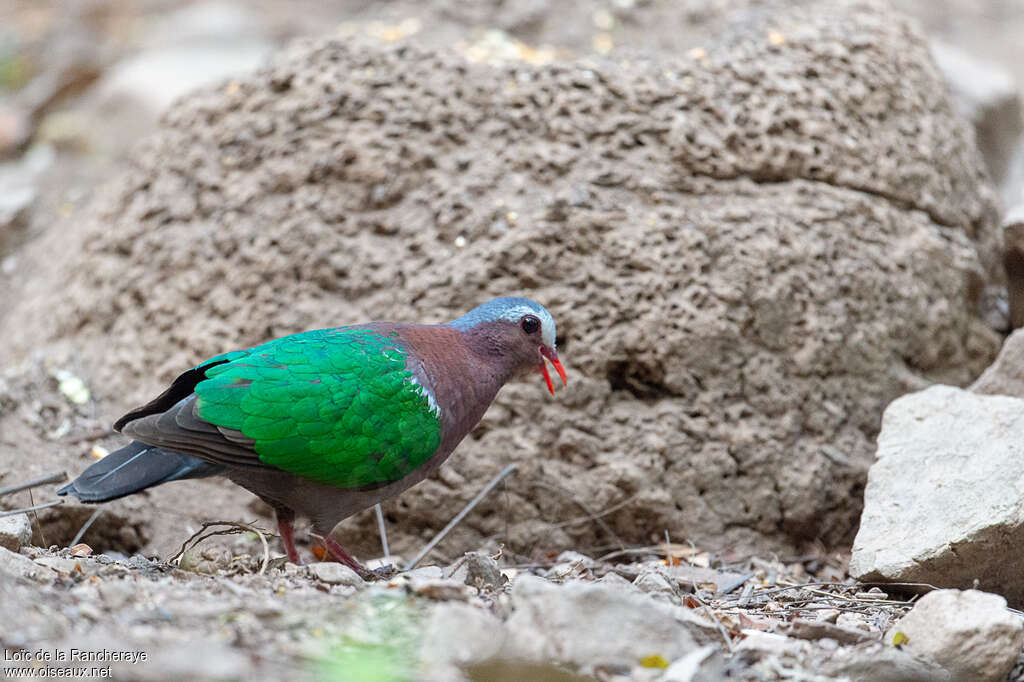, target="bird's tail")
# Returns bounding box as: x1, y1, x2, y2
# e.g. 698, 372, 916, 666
57, 440, 222, 503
